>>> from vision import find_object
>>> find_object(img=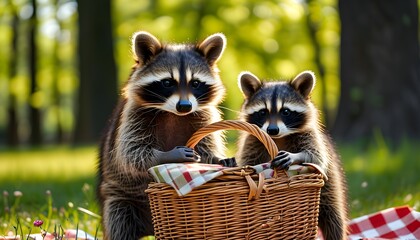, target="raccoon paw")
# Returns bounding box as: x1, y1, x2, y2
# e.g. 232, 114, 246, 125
219, 157, 237, 167
271, 151, 303, 170
157, 146, 201, 164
